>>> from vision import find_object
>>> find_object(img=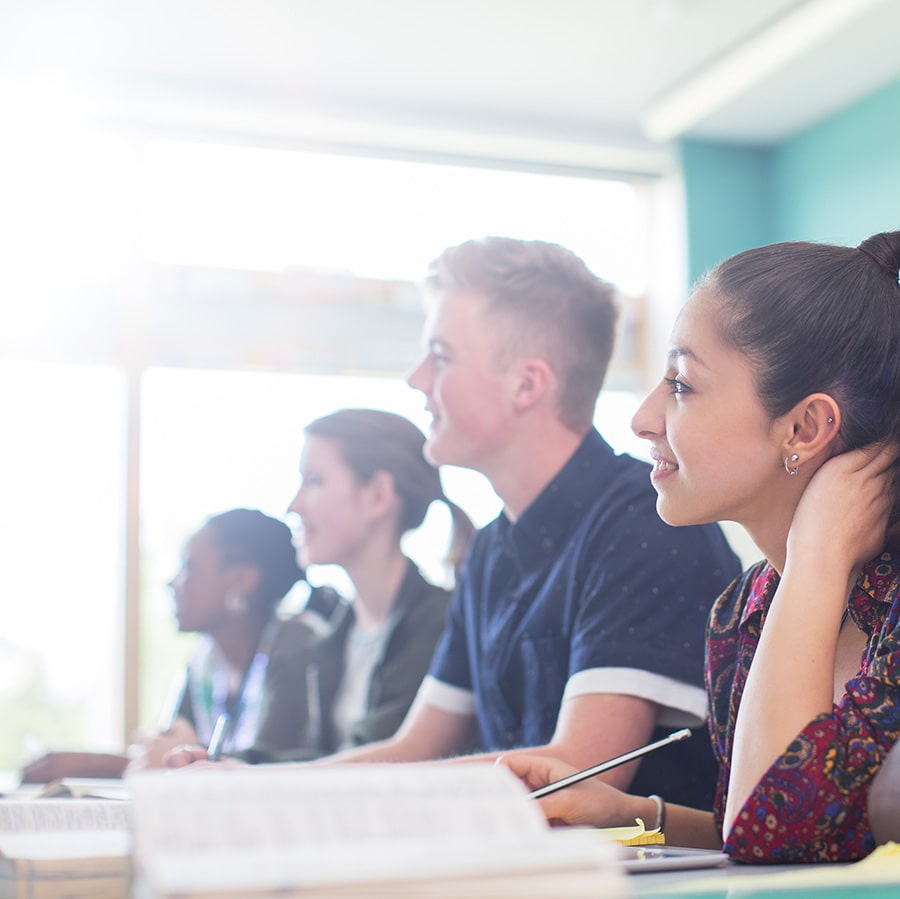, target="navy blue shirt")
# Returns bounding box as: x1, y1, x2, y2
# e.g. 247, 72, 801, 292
427, 429, 742, 807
